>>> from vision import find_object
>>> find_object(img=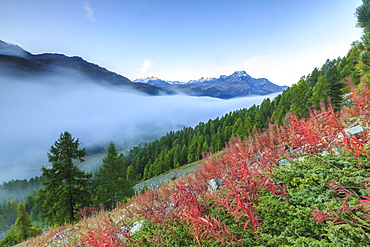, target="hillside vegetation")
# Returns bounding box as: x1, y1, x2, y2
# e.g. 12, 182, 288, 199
18, 77, 370, 247
1, 1, 370, 246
